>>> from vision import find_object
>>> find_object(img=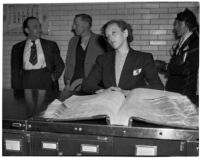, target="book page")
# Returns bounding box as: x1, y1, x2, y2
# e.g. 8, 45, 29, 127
42, 91, 125, 124
42, 99, 67, 118
117, 88, 198, 129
